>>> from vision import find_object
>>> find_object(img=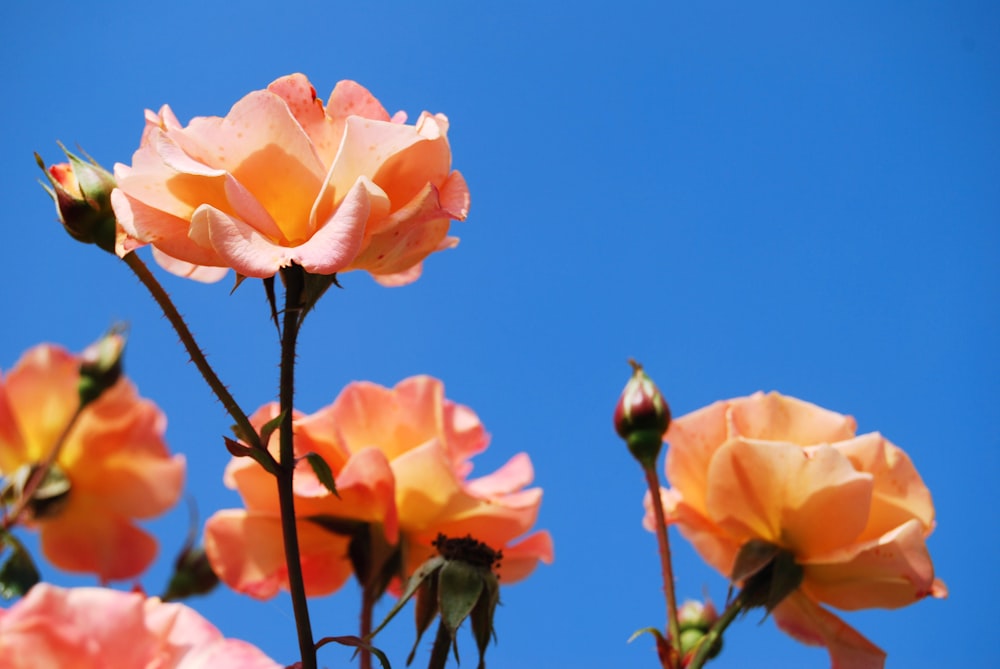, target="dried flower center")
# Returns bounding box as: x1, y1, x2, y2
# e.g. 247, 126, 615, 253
432, 533, 503, 572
